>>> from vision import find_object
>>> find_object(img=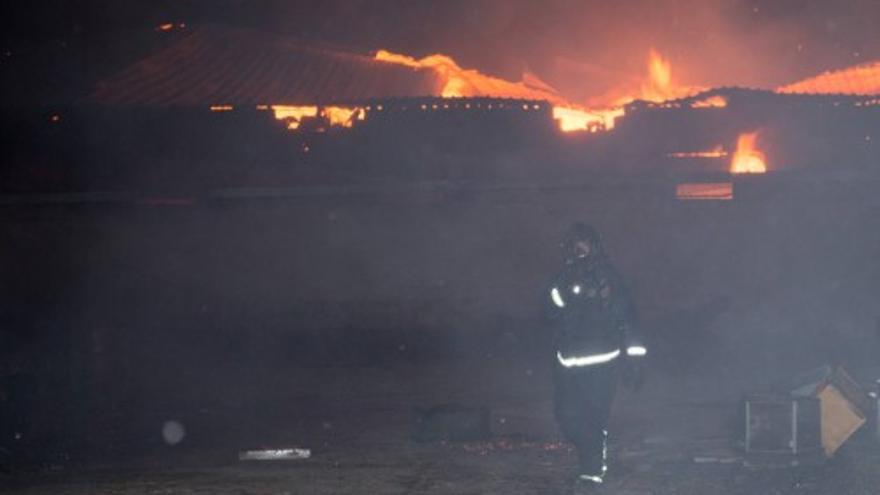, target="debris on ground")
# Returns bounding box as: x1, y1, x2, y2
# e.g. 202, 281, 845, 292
743, 364, 873, 468
238, 448, 311, 461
